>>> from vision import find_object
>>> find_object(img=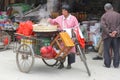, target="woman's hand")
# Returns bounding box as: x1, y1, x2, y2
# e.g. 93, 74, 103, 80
47, 18, 52, 23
